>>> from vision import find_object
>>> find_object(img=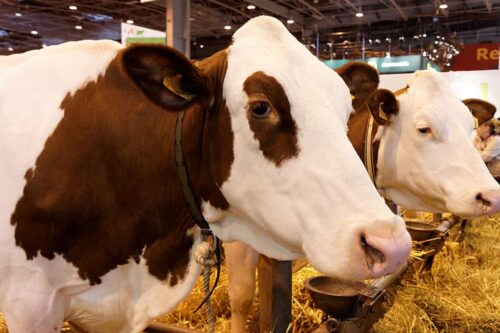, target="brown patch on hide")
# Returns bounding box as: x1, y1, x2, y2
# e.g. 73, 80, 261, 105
243, 71, 299, 166
10, 45, 234, 285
